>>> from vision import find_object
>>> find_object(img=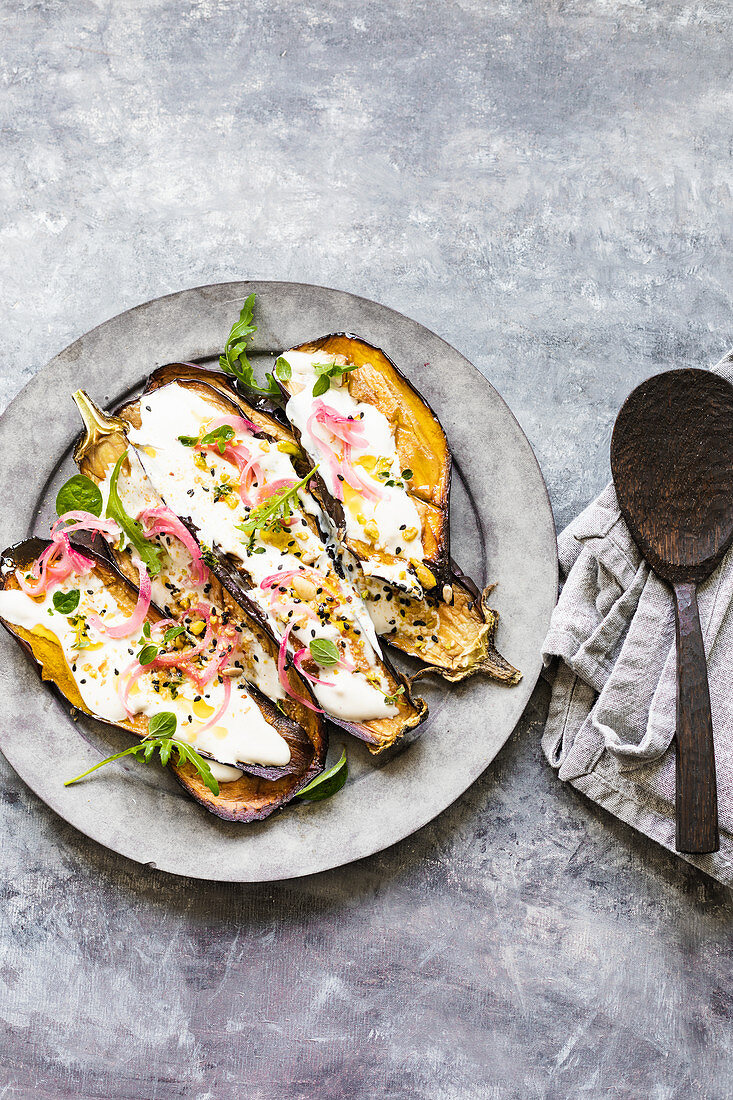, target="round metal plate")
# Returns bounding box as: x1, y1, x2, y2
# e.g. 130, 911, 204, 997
0, 282, 557, 881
